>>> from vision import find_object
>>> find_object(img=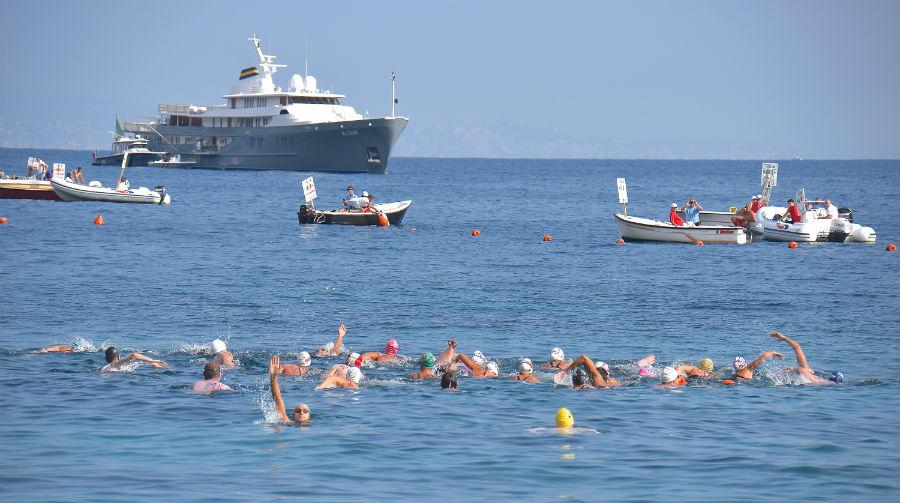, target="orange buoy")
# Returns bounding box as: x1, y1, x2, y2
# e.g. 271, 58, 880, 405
695, 240, 704, 246
0, 216, 8, 224
471, 229, 481, 236
93, 214, 104, 225
376, 213, 389, 227
615, 238, 624, 245
788, 241, 798, 249
543, 234, 552, 242
887, 243, 897, 252
721, 379, 736, 385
